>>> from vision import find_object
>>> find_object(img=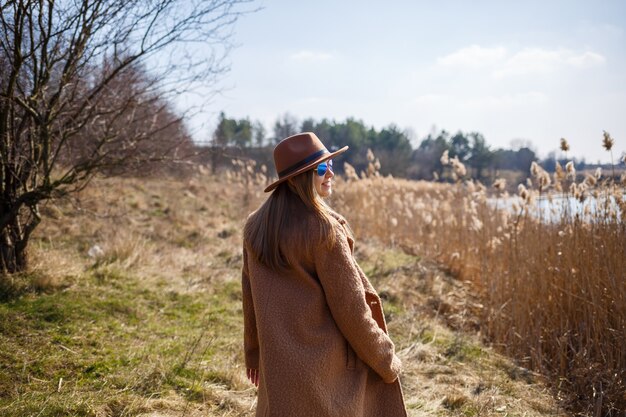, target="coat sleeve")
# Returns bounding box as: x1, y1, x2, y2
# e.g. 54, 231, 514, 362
242, 246, 259, 370
314, 224, 402, 383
